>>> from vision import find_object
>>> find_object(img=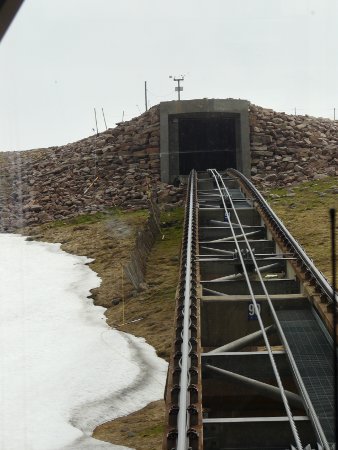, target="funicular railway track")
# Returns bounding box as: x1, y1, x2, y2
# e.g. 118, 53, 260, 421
164, 169, 337, 450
